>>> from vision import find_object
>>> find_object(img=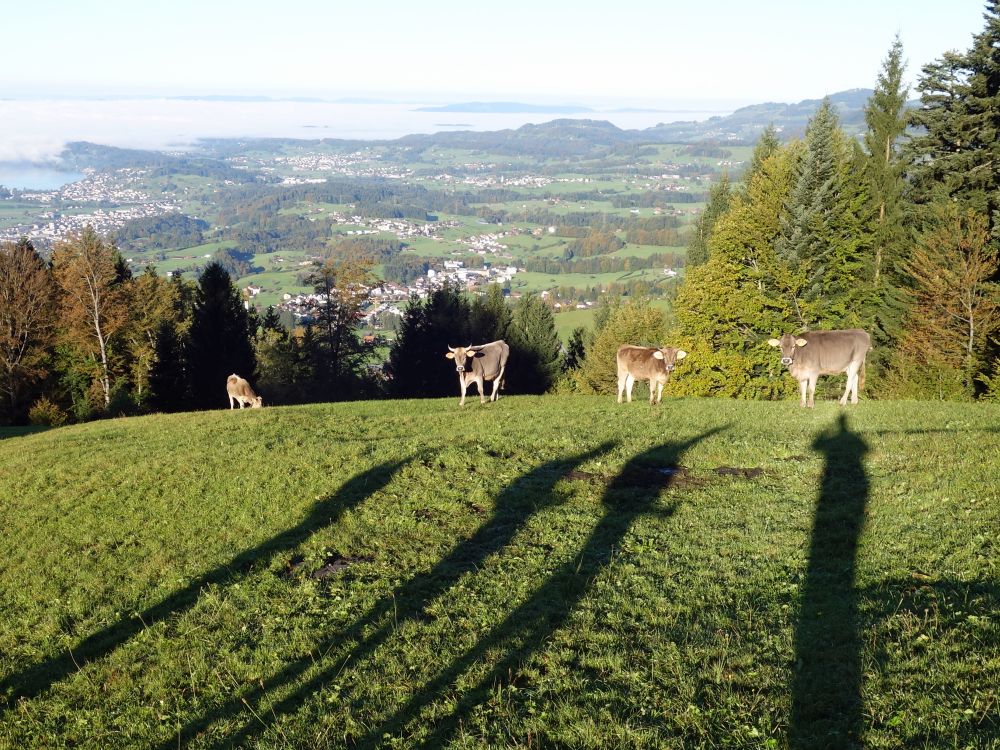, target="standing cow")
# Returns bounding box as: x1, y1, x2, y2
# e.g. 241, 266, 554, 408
616, 345, 687, 404
768, 329, 871, 408
445, 340, 509, 406
226, 374, 263, 409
